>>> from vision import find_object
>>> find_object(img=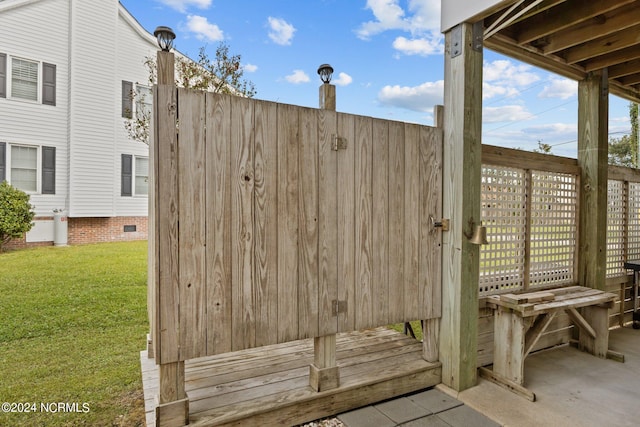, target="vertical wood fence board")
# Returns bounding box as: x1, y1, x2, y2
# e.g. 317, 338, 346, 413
318, 109, 339, 336
404, 123, 421, 321
277, 104, 300, 343
205, 93, 232, 355
178, 89, 207, 360
254, 100, 279, 347
156, 85, 180, 364
298, 107, 320, 339
421, 127, 443, 319
388, 121, 406, 323
372, 119, 390, 326
355, 115, 374, 330
337, 113, 357, 332
231, 96, 256, 351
